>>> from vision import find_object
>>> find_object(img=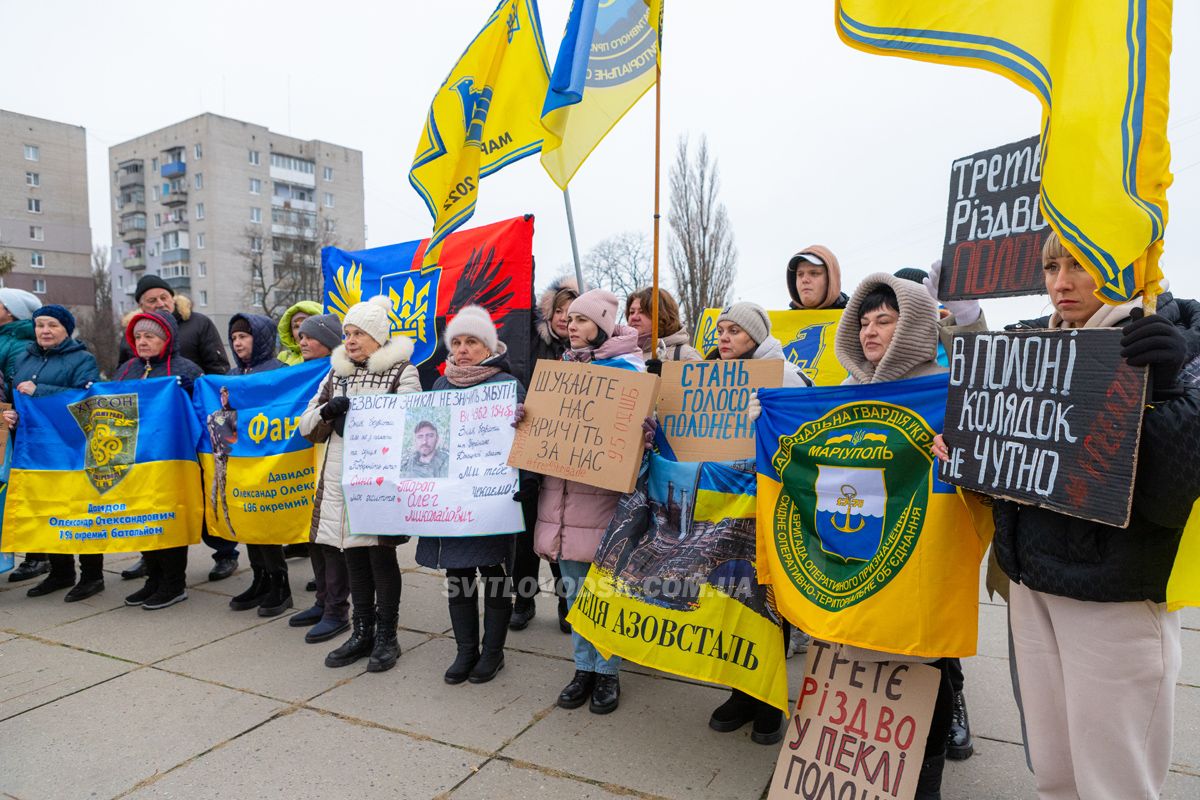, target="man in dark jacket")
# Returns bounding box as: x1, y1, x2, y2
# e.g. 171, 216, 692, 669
122, 276, 237, 580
